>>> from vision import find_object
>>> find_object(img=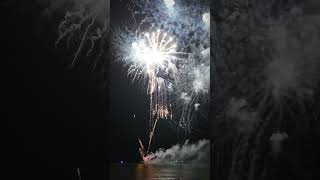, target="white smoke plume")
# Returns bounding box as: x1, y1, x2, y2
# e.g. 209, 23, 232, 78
147, 139, 209, 164
266, 12, 320, 100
